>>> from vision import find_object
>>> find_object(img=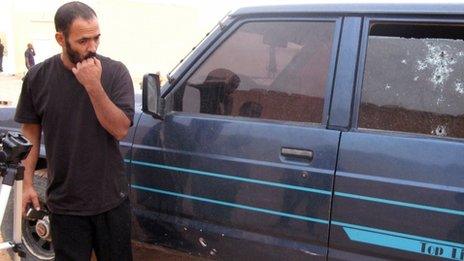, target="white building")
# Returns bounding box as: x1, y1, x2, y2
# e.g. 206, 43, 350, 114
0, 0, 231, 82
